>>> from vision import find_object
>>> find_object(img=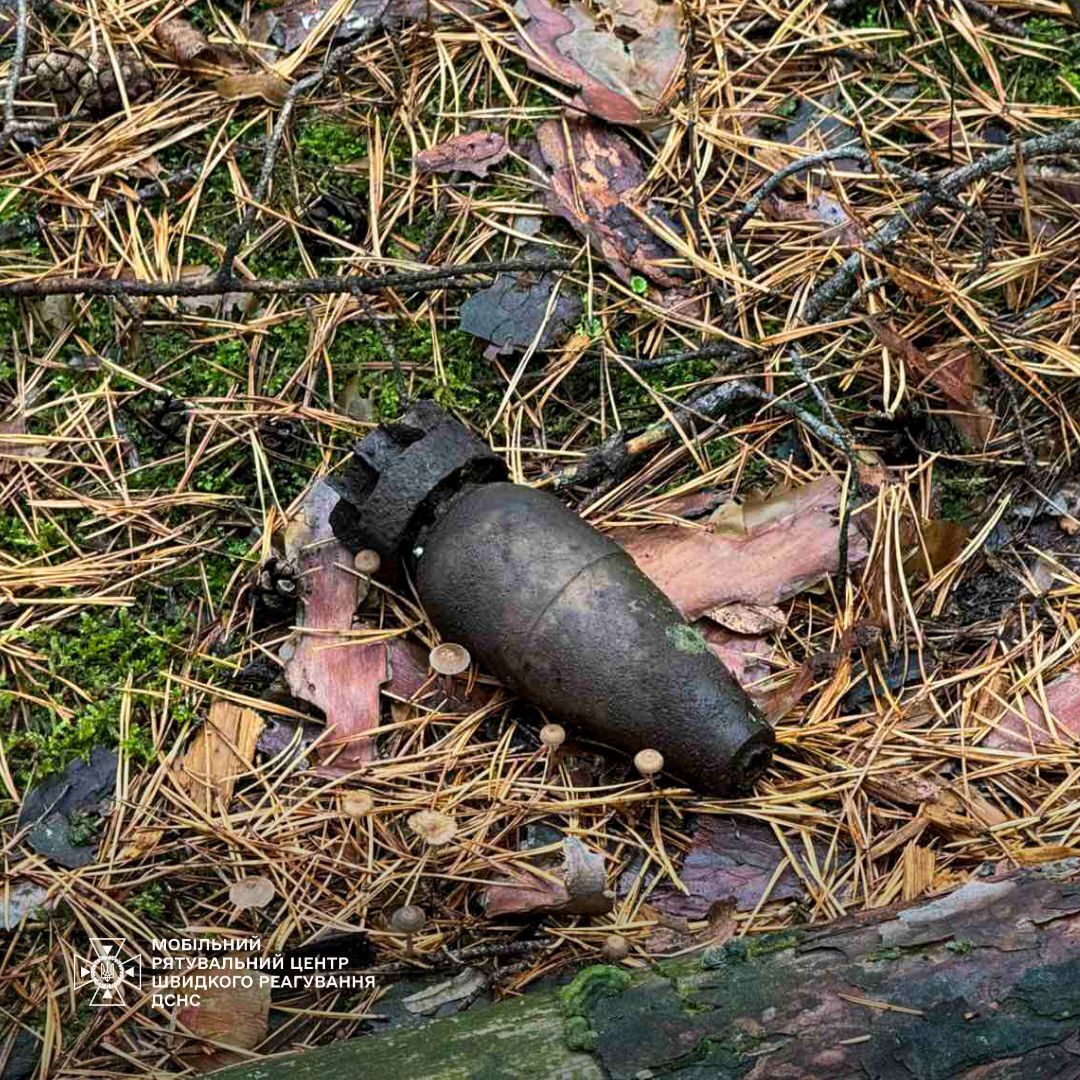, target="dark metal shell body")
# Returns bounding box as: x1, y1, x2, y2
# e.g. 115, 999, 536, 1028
417, 482, 773, 795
